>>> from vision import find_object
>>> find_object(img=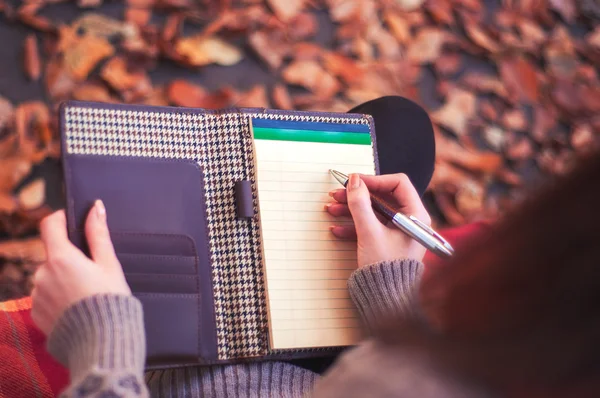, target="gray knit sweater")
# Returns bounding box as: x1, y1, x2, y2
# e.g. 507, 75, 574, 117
47, 259, 487, 397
